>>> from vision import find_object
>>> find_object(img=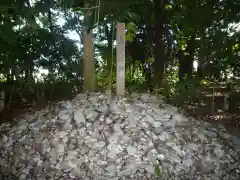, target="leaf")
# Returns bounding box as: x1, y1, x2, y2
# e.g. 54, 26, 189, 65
165, 4, 172, 9
154, 164, 161, 177
126, 22, 136, 33
125, 32, 134, 42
